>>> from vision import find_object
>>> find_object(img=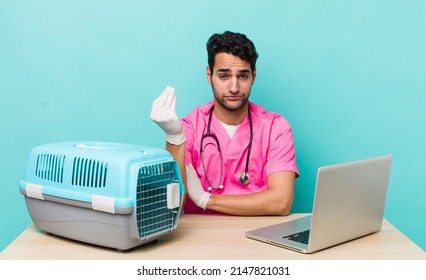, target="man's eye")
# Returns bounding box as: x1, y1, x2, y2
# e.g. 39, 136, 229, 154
240, 75, 248, 79
219, 75, 228, 79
